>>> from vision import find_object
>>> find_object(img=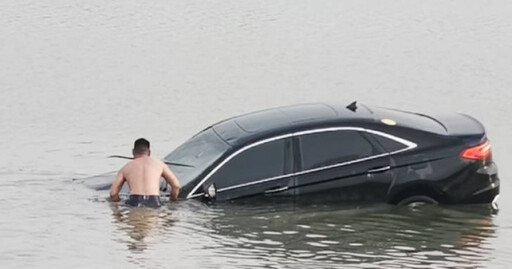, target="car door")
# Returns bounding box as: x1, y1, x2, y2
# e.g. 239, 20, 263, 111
207, 137, 294, 201
293, 129, 393, 203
